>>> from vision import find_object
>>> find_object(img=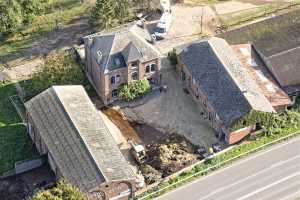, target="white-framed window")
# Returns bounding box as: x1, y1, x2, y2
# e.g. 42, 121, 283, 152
116, 74, 121, 83
112, 89, 118, 98
111, 74, 121, 85
146, 64, 156, 74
